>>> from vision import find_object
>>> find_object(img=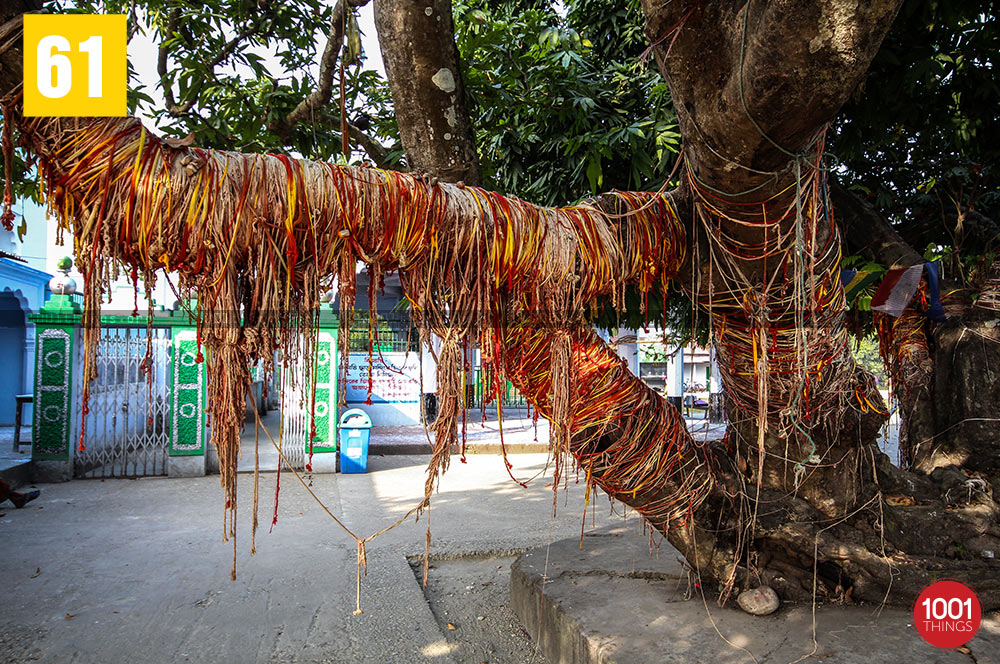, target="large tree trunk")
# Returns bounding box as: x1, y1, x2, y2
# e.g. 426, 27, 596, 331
634, 0, 1000, 606
1, 1, 998, 609
373, 0, 481, 183
924, 306, 1000, 477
